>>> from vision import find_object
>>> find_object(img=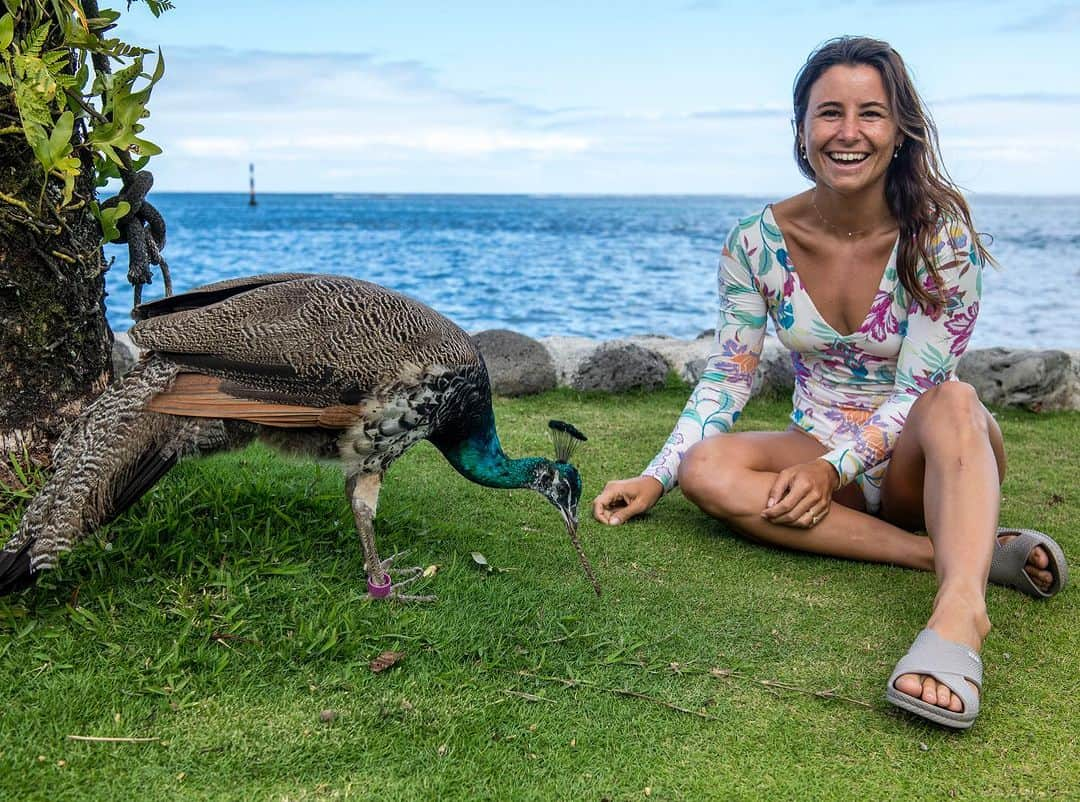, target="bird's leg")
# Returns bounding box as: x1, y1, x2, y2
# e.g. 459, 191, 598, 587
345, 473, 434, 602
